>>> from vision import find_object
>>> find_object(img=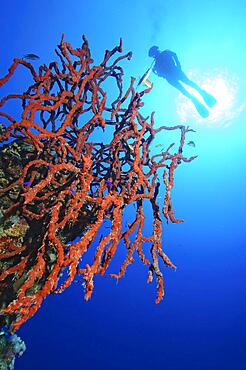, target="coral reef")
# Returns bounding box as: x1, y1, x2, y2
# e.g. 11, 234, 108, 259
0, 330, 26, 370
0, 35, 196, 333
